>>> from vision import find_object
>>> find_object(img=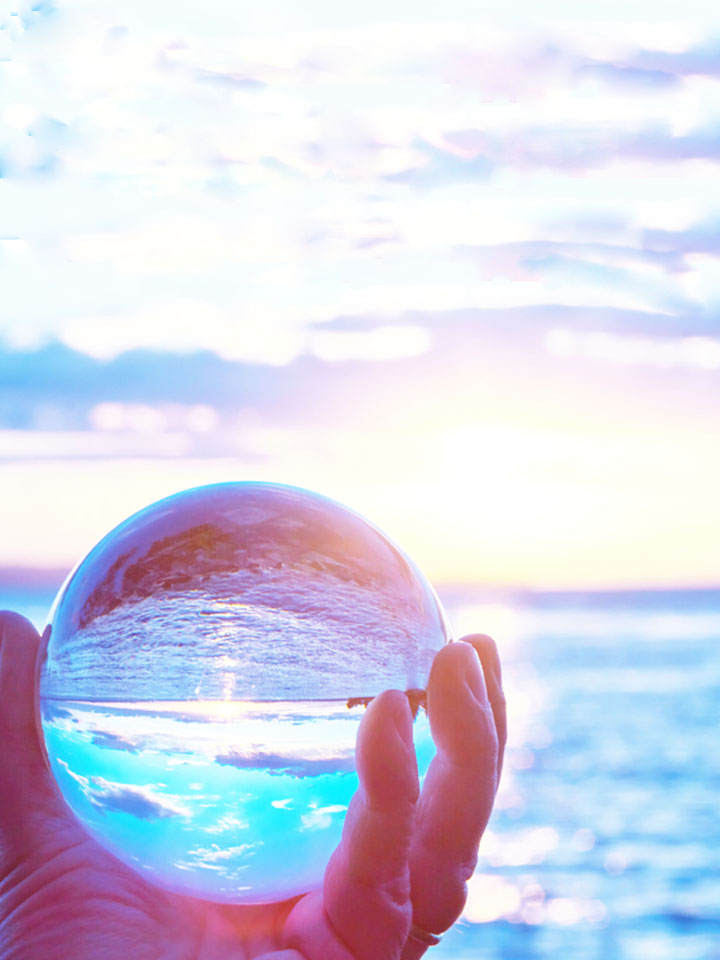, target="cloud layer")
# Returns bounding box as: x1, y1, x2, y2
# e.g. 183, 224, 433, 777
2, 4, 719, 365
2, 2, 719, 586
